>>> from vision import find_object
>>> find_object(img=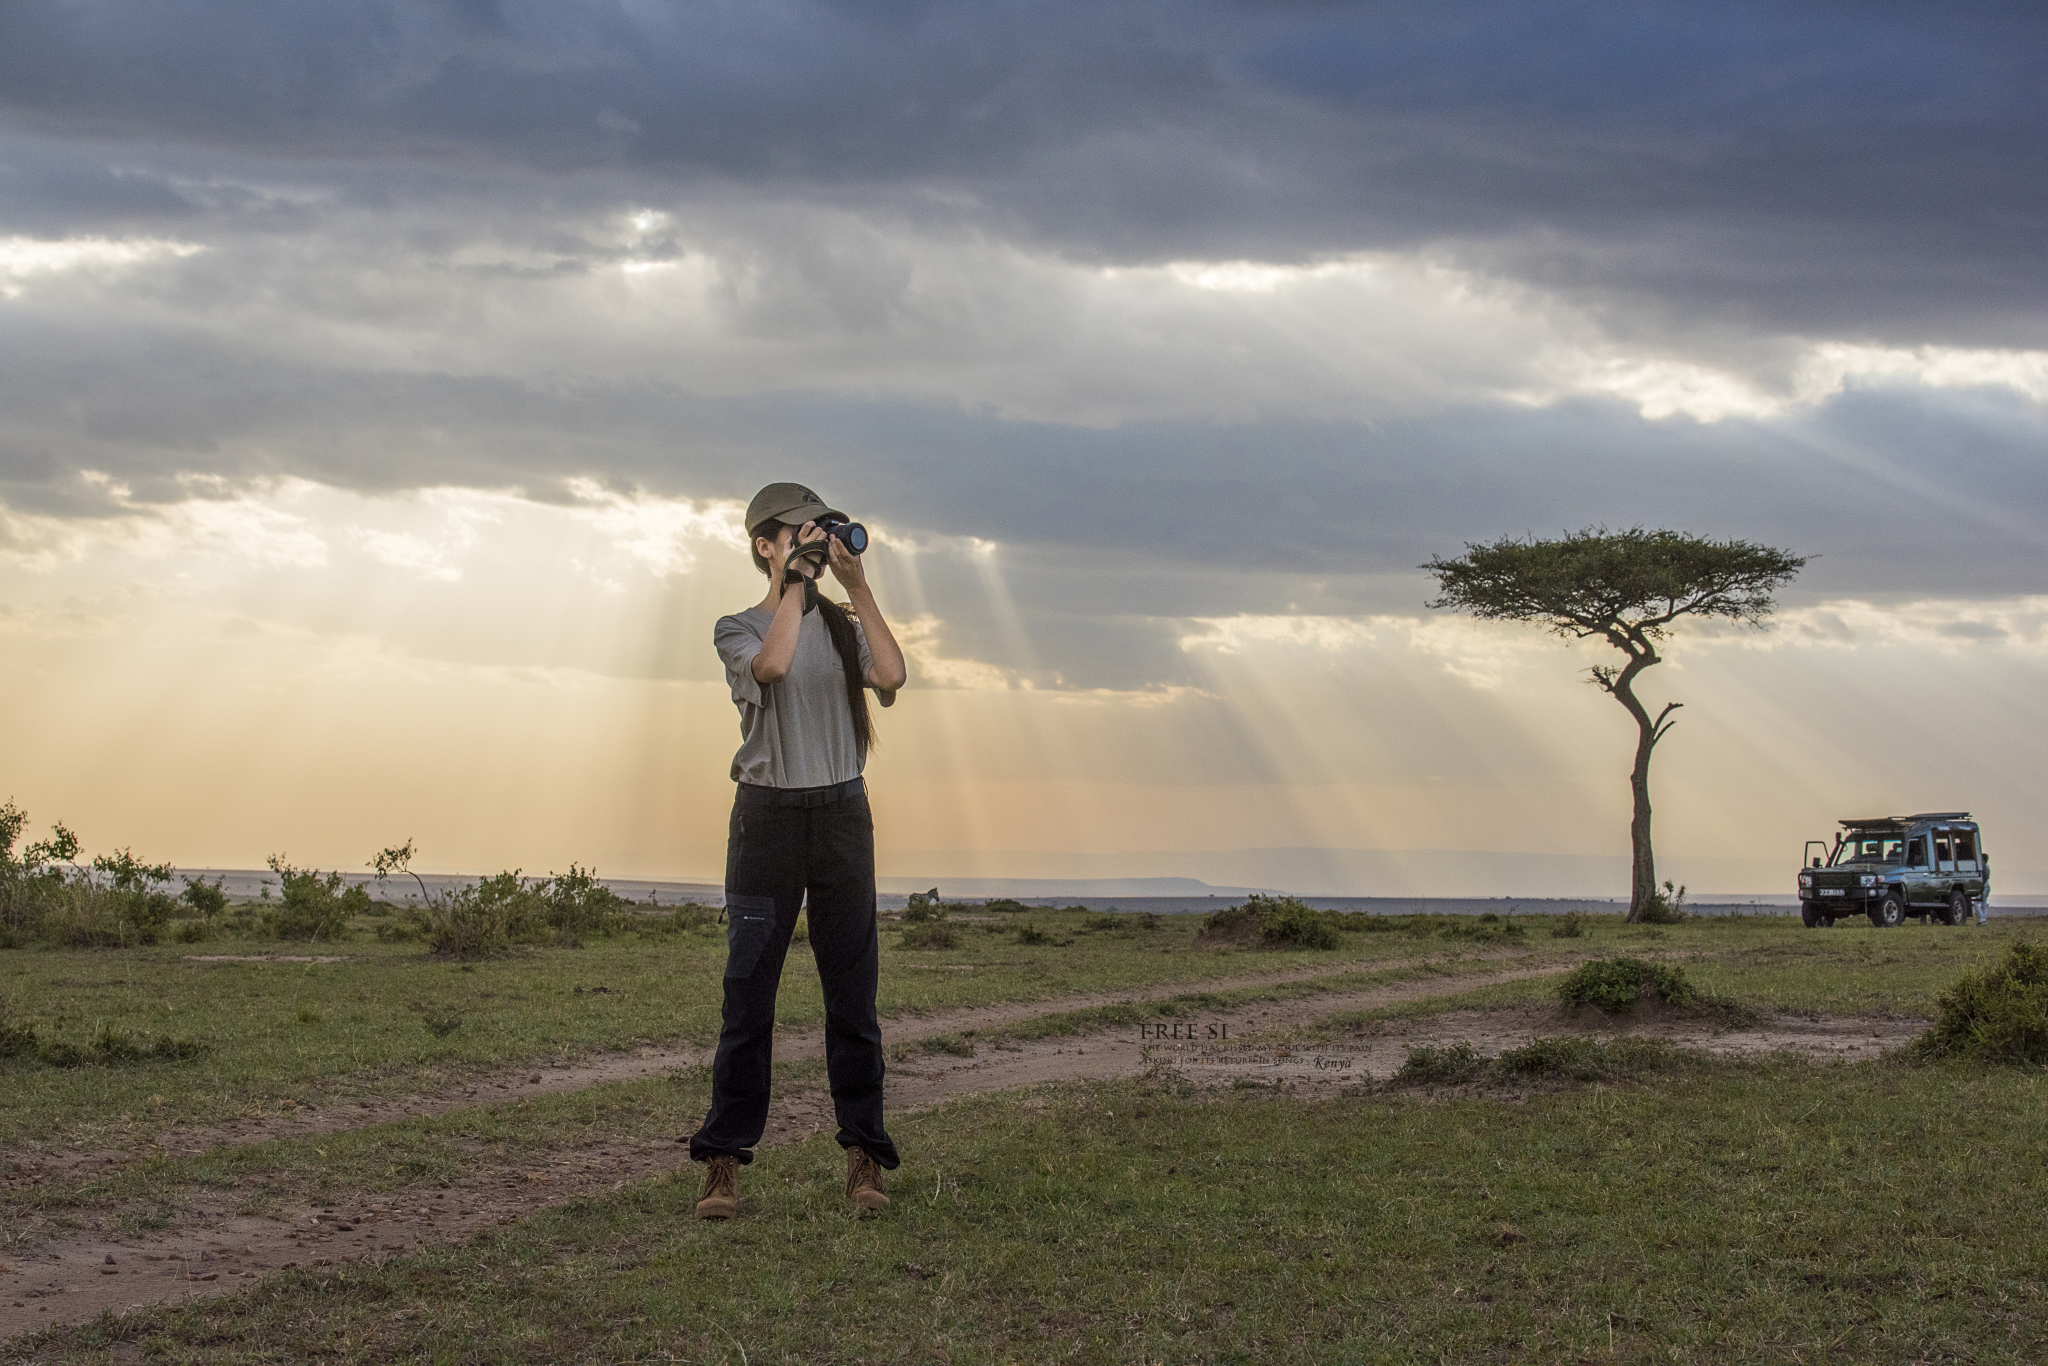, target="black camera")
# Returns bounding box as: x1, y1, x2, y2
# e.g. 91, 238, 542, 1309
819, 517, 868, 555
788, 517, 867, 570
